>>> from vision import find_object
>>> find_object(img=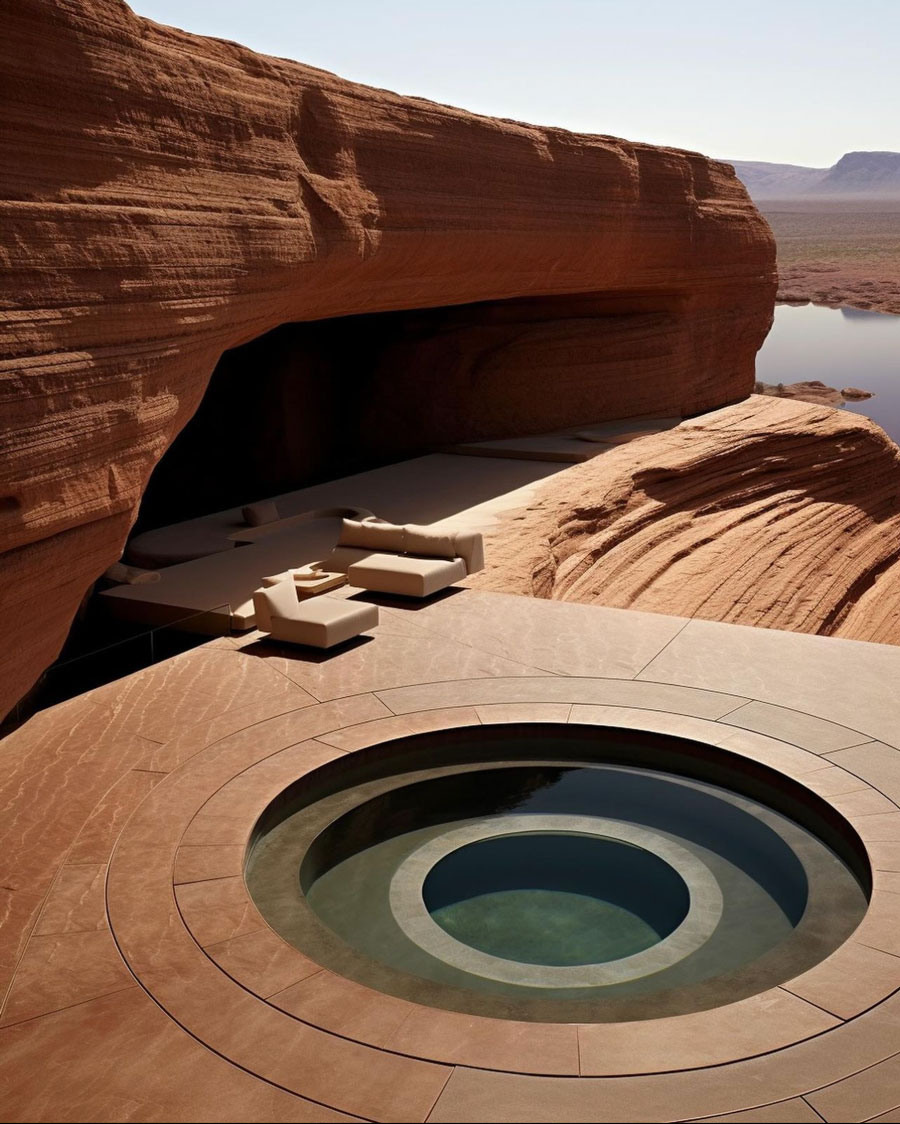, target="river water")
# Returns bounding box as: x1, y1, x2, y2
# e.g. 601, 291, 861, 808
755, 304, 900, 442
